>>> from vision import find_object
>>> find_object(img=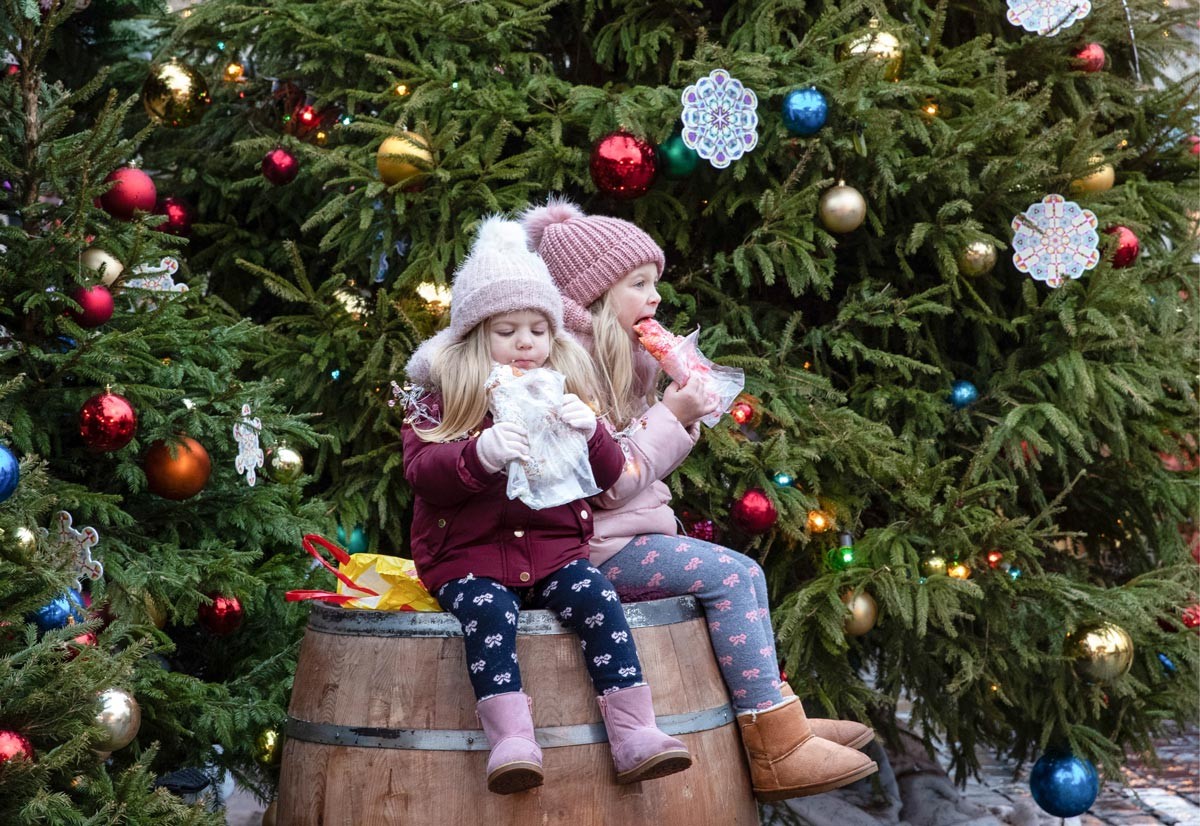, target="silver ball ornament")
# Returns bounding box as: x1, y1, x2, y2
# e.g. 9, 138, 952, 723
818, 181, 867, 233
269, 445, 304, 484
957, 241, 997, 276
93, 688, 141, 751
